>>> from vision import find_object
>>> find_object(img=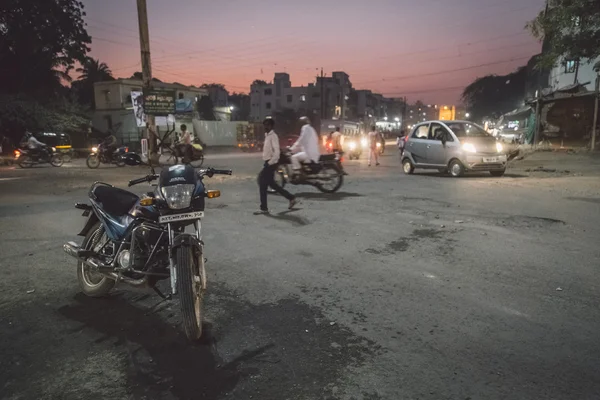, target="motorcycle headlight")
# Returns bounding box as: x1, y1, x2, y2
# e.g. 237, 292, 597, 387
91, 147, 98, 153
52, 147, 56, 152
462, 143, 477, 153
496, 142, 503, 153
161, 184, 195, 210
349, 142, 357, 150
